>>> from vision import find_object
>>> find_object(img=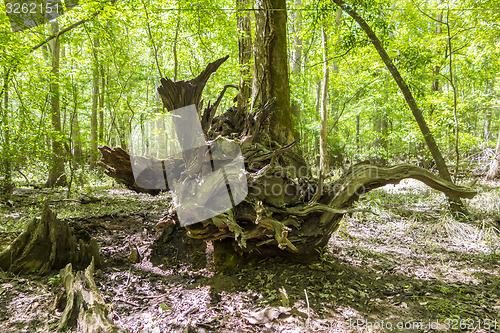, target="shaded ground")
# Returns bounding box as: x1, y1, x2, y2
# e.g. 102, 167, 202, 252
0, 179, 499, 332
